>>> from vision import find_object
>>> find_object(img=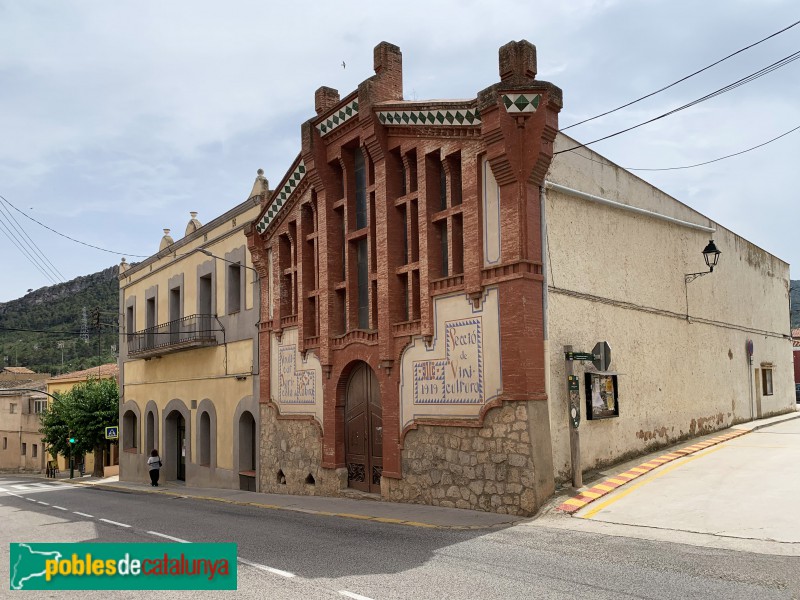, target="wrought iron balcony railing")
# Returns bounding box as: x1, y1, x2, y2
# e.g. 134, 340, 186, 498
127, 314, 221, 357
